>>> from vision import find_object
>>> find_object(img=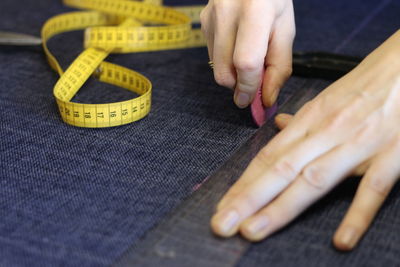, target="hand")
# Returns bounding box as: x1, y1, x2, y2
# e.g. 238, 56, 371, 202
200, 0, 295, 108
211, 30, 400, 251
